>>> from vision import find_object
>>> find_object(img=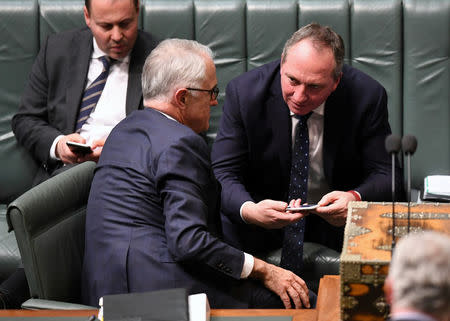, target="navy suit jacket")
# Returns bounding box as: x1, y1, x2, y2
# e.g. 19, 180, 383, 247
211, 60, 403, 253
82, 109, 252, 308
12, 27, 158, 175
